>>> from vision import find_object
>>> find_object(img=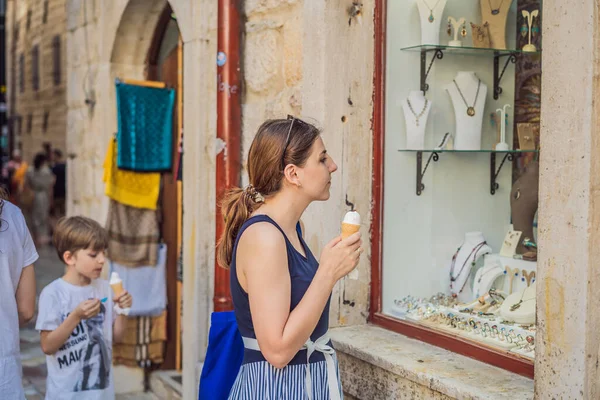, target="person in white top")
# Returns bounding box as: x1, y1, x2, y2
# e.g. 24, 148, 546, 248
36, 216, 132, 400
0, 188, 39, 399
